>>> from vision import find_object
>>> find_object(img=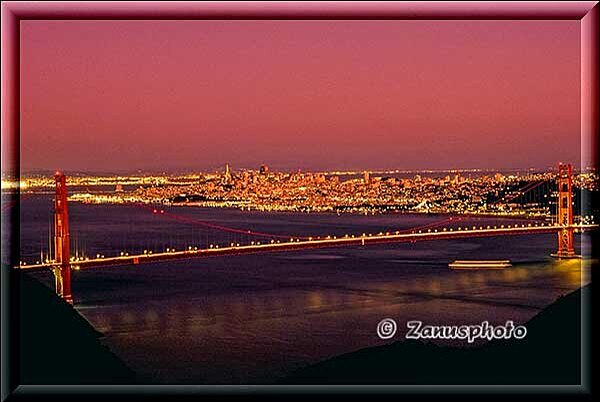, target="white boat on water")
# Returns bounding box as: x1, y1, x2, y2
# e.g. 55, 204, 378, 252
449, 260, 512, 270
